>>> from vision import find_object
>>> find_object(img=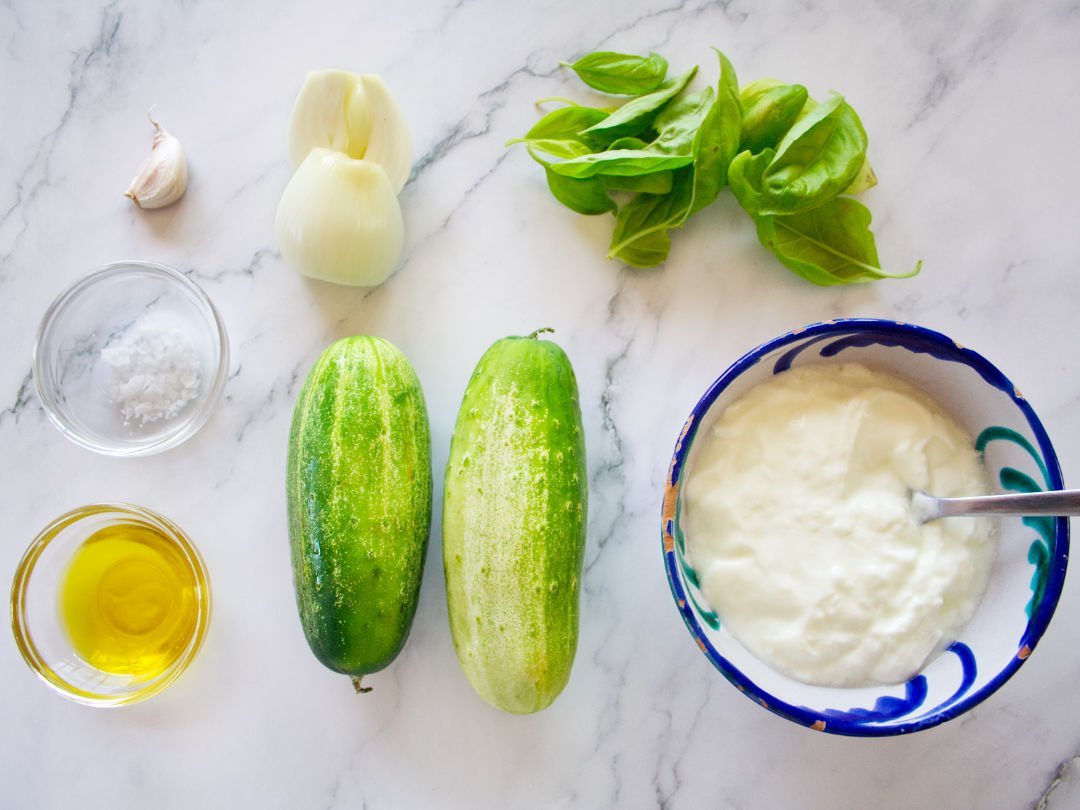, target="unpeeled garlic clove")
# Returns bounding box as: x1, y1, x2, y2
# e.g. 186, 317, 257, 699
275, 148, 404, 286
125, 114, 188, 209
287, 70, 412, 194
